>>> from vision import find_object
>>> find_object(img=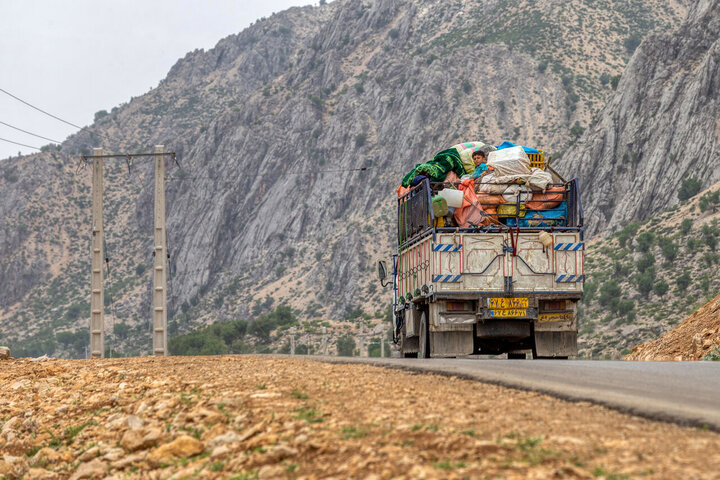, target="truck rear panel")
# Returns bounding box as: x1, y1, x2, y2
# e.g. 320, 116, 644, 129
398, 231, 583, 298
